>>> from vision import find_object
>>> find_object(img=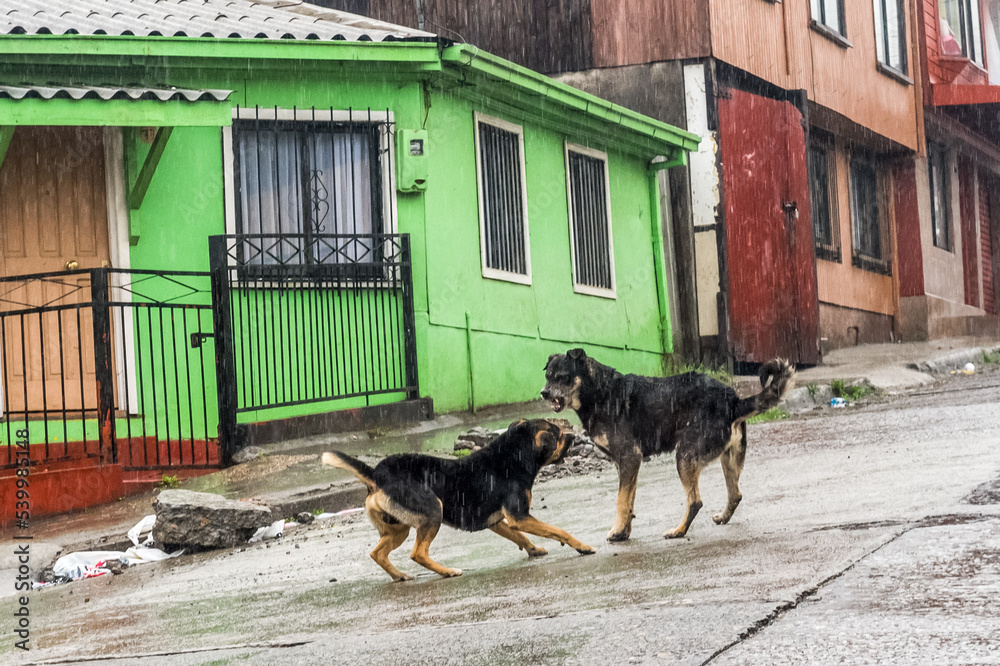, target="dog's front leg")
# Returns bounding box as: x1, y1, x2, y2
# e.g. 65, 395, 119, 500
503, 511, 595, 554
608, 447, 642, 542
